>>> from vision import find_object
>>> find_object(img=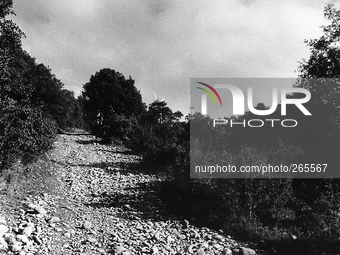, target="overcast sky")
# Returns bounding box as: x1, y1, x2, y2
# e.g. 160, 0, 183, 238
11, 0, 337, 115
